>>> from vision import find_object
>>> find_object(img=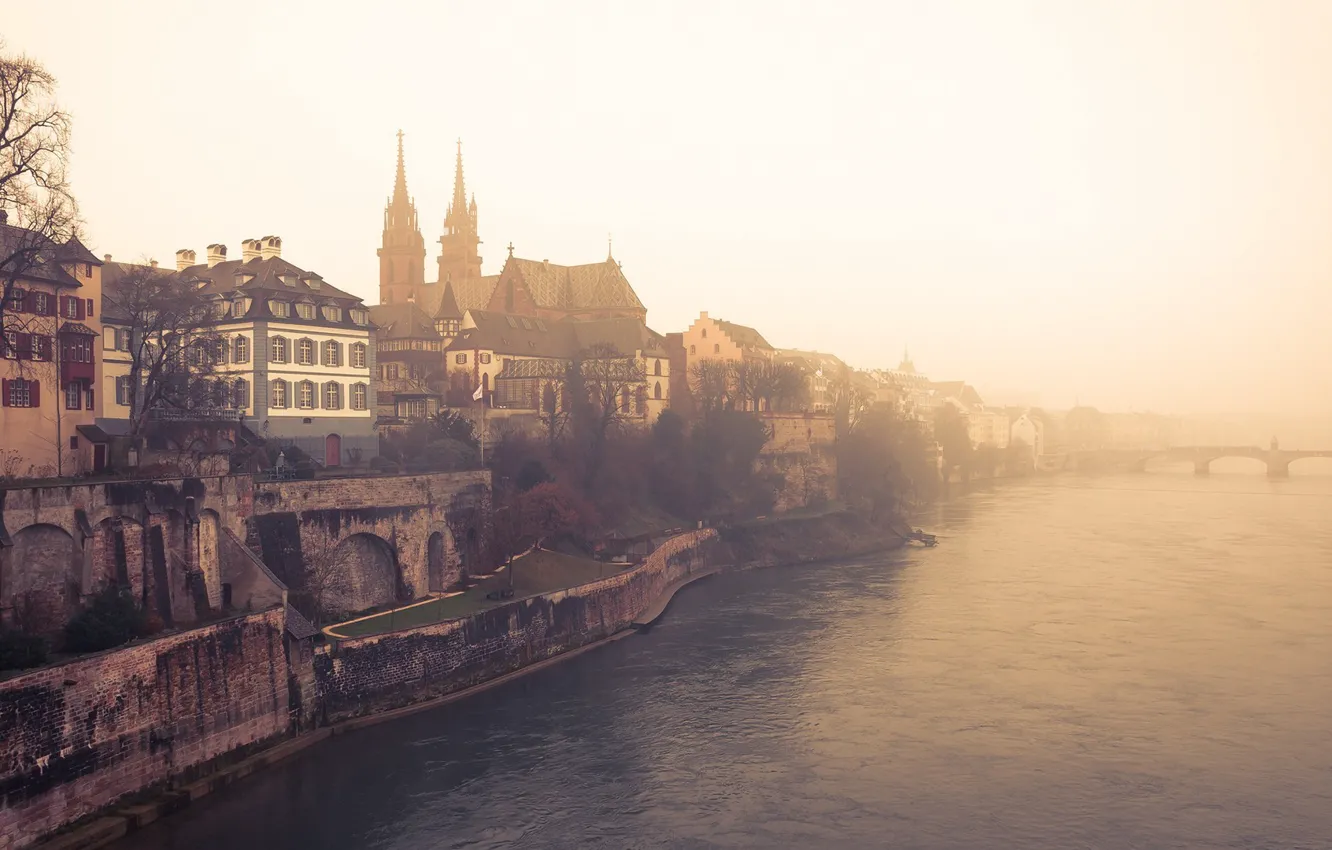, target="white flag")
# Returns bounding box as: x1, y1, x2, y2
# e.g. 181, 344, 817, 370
472, 383, 485, 402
